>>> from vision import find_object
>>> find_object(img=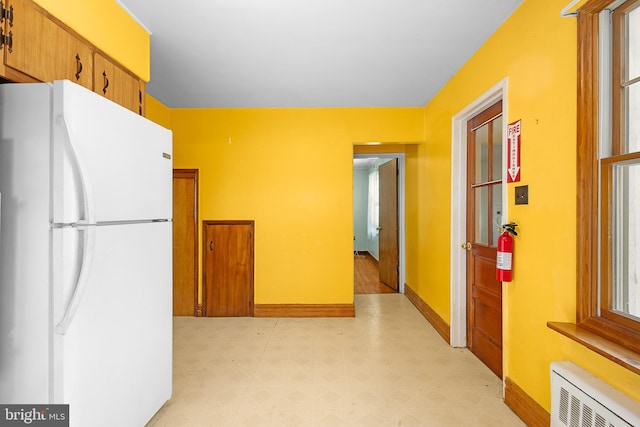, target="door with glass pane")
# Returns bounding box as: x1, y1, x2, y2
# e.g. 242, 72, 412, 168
465, 100, 503, 378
